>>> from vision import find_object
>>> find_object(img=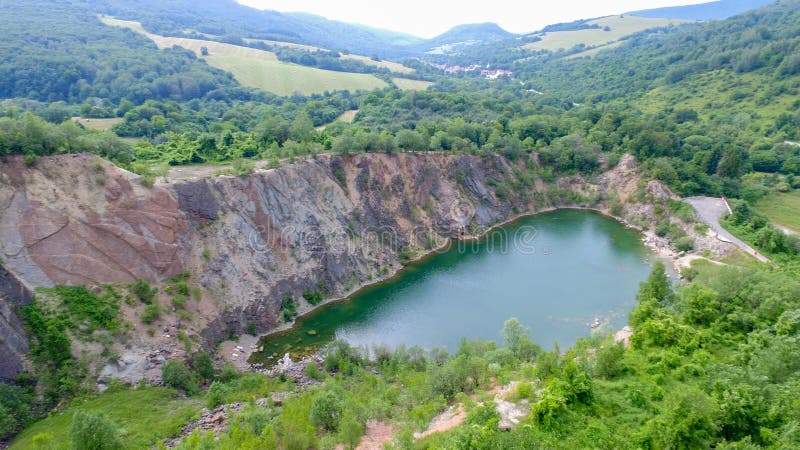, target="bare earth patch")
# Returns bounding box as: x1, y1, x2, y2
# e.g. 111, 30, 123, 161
414, 404, 467, 439
356, 420, 394, 450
